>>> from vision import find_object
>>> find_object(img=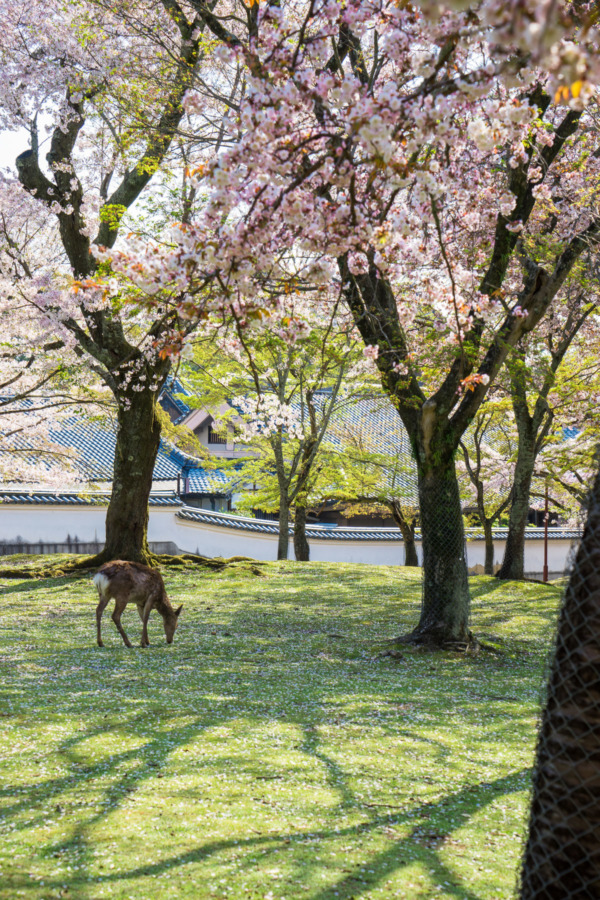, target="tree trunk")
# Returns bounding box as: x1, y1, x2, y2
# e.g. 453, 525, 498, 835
483, 520, 495, 575
277, 495, 290, 561
403, 528, 419, 568
497, 434, 535, 580
520, 465, 600, 899
410, 462, 472, 646
102, 387, 163, 564
390, 501, 419, 567
293, 505, 310, 561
